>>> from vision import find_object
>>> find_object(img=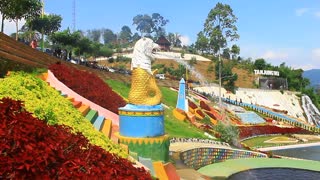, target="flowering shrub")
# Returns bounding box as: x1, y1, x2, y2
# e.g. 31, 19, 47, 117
238, 125, 310, 139
0, 97, 152, 179
49, 63, 126, 114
